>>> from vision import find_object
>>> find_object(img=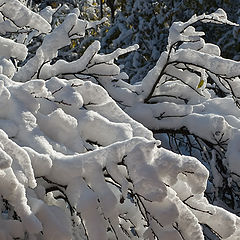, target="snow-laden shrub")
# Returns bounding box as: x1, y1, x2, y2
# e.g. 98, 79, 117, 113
98, 0, 240, 84
79, 8, 240, 216
0, 1, 240, 239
